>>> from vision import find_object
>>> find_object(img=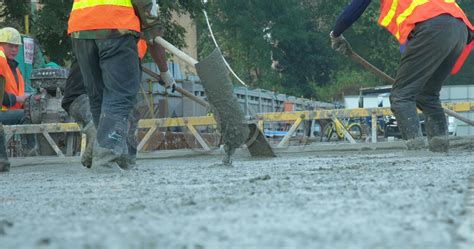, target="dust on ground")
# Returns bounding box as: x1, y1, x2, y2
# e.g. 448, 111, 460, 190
0, 148, 473, 249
